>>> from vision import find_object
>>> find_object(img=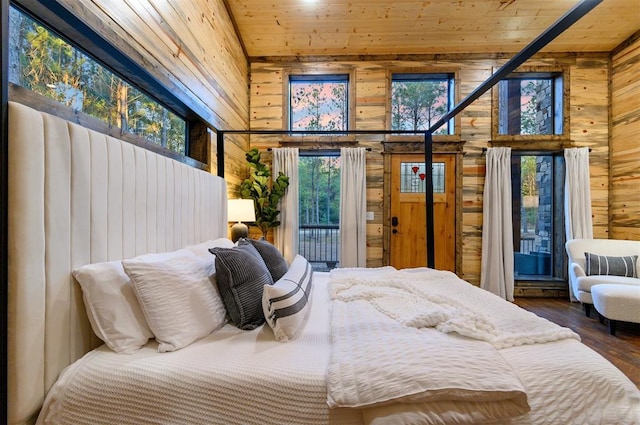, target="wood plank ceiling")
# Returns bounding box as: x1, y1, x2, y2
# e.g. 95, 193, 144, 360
224, 0, 640, 58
